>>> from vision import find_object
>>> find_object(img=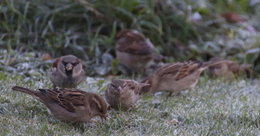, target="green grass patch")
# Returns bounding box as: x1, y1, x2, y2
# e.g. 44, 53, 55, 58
0, 73, 259, 135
